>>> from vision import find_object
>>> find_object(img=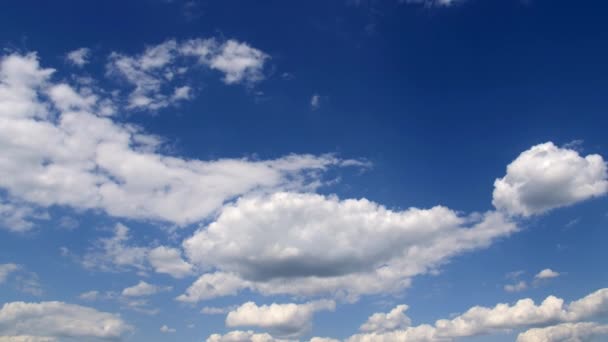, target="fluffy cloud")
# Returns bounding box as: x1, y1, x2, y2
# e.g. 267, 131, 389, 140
0, 201, 45, 232
535, 269, 560, 280
122, 281, 170, 297
345, 287, 608, 341
82, 223, 149, 272
0, 301, 131, 340
181, 192, 517, 302
206, 330, 292, 342
0, 264, 18, 283
225, 300, 335, 337
0, 337, 57, 342
493, 142, 608, 216
148, 246, 193, 278
359, 305, 412, 333
0, 53, 346, 229
517, 322, 608, 342
66, 48, 91, 67
107, 38, 268, 110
